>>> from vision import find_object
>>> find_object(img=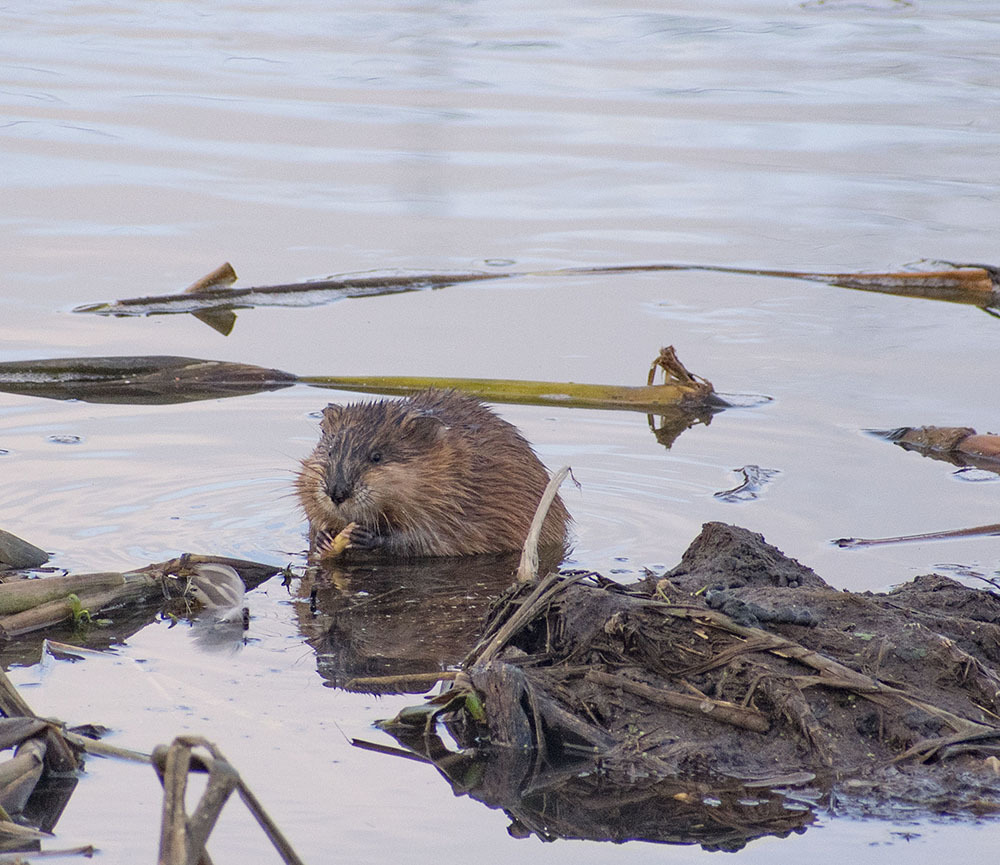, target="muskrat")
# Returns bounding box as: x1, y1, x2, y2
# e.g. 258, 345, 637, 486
295, 389, 570, 558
